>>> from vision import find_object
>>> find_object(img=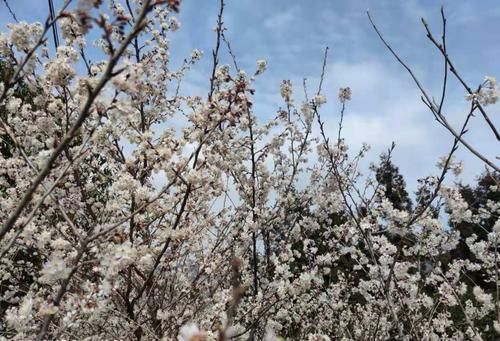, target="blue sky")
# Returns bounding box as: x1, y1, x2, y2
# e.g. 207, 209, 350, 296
1, 0, 499, 193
